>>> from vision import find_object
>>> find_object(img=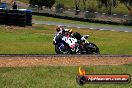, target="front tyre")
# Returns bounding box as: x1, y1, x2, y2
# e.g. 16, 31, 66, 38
55, 44, 71, 54
85, 43, 100, 54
